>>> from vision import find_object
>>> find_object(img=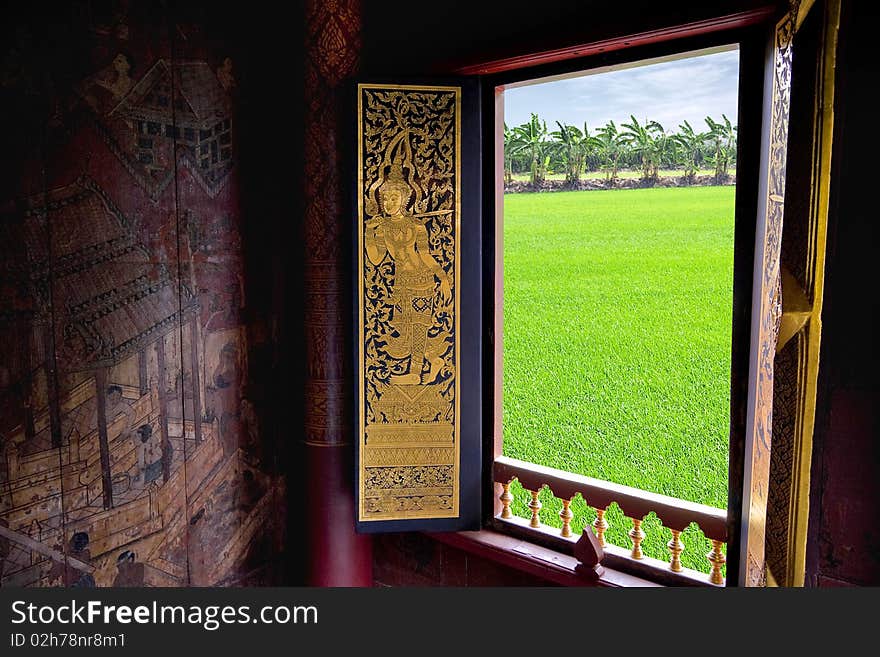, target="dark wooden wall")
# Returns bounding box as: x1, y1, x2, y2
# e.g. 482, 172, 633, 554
360, 0, 773, 76
374, 533, 556, 587
805, 0, 880, 588
0, 1, 299, 587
